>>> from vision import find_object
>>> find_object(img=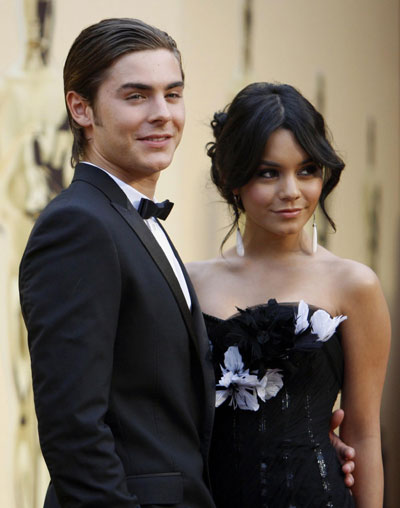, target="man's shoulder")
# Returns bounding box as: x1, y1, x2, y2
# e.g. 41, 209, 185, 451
40, 173, 110, 215
27, 181, 112, 250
